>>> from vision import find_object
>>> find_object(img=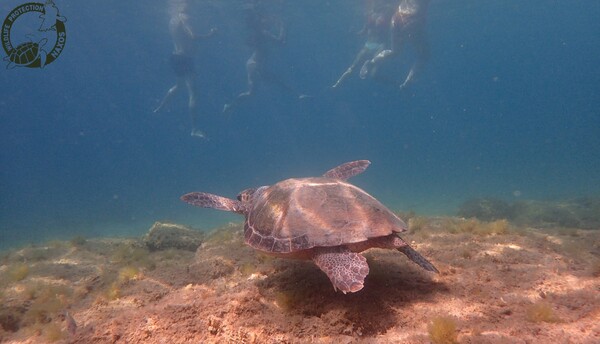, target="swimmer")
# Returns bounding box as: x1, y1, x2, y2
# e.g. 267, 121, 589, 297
223, 1, 305, 114
154, 0, 216, 138
333, 0, 394, 88
360, 0, 430, 90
